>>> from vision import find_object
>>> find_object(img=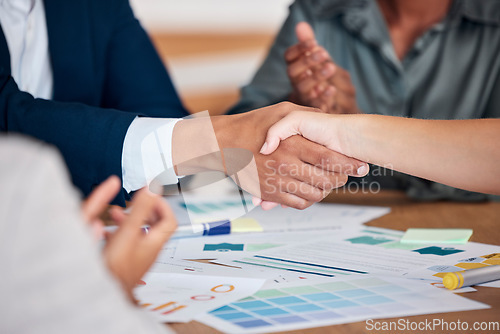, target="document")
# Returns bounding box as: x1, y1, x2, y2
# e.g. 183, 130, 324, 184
172, 230, 331, 261
166, 195, 390, 231
197, 274, 488, 334
134, 273, 265, 323
221, 227, 500, 278
242, 203, 390, 232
